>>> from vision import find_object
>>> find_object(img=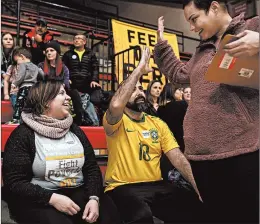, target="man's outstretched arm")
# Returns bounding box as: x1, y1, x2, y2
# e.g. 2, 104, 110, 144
106, 47, 153, 125
166, 148, 202, 202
